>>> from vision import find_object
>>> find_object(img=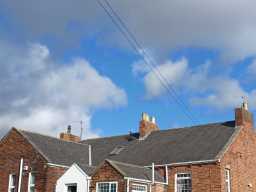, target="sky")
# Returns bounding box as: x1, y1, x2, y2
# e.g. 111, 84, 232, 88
0, 0, 256, 139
